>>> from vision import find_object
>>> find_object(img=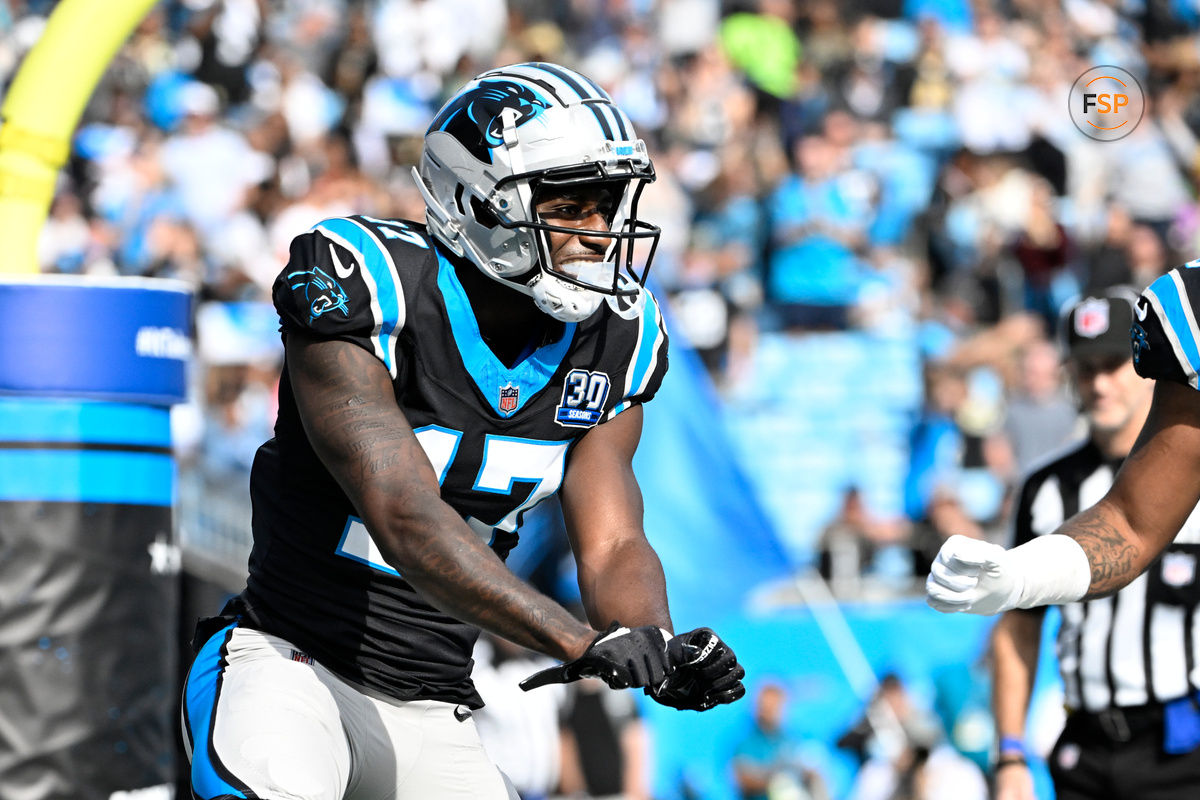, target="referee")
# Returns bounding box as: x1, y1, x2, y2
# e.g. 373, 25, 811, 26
991, 288, 1200, 800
